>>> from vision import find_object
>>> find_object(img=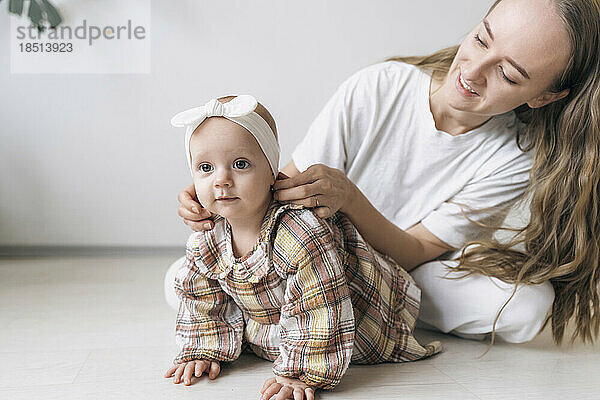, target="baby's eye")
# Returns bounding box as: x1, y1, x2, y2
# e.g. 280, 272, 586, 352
198, 163, 213, 172
233, 160, 250, 169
